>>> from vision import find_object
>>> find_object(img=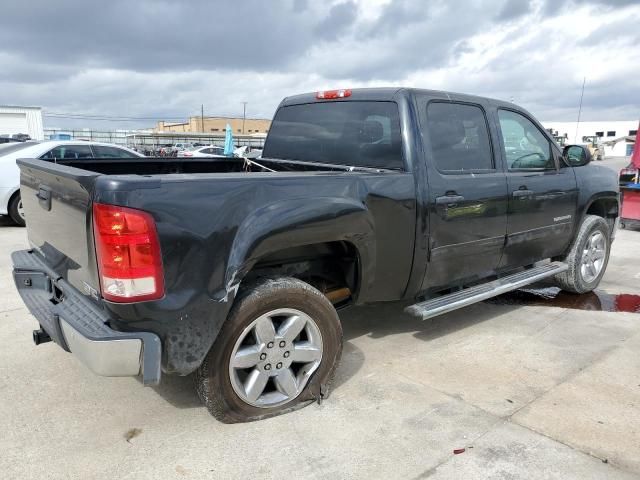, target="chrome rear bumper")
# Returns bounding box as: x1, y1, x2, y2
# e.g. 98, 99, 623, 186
12, 249, 161, 385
